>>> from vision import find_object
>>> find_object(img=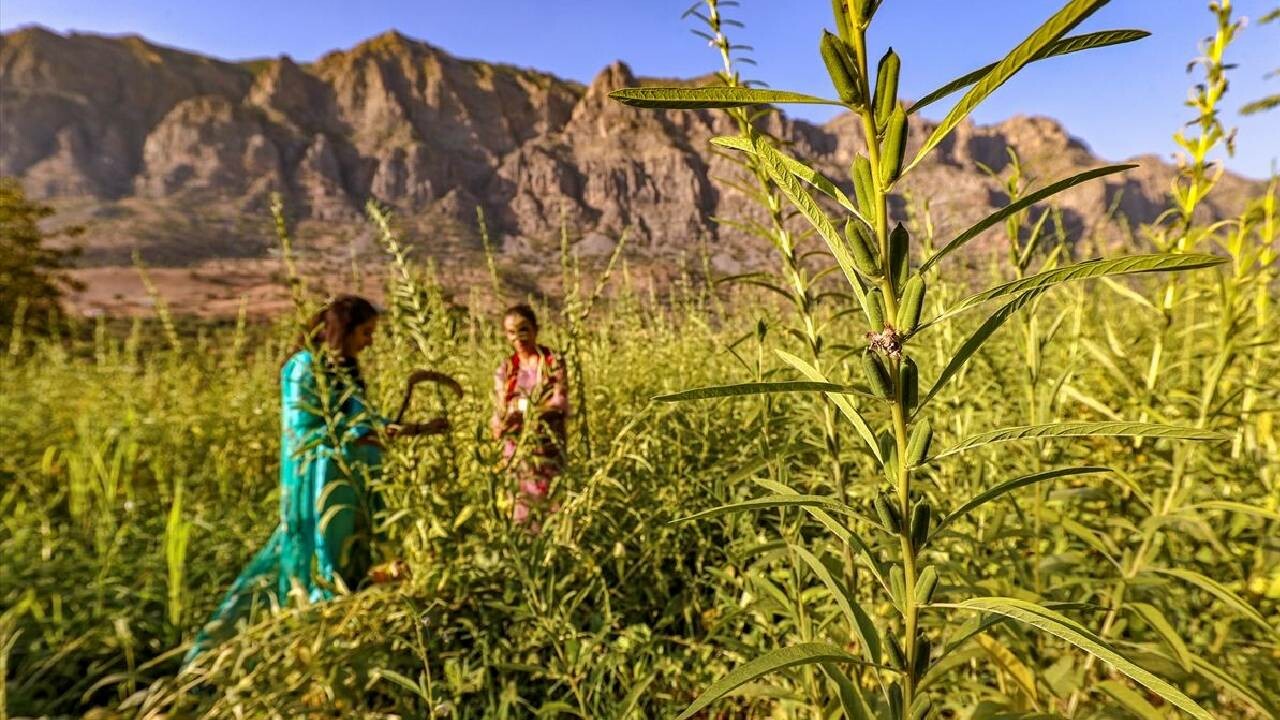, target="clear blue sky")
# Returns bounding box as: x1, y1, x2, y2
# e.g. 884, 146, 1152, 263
2, 1, 1277, 179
